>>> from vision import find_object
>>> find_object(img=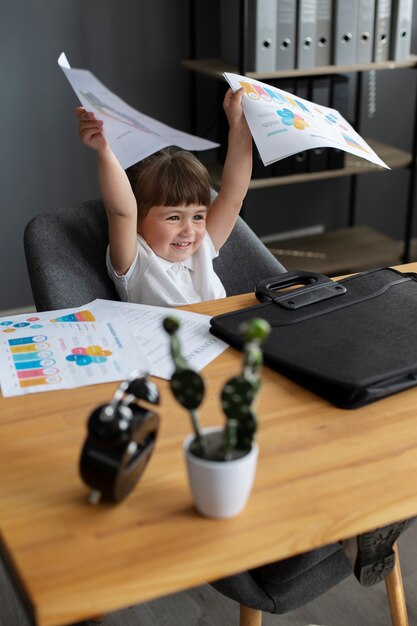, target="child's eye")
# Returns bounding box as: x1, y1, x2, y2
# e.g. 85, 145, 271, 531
166, 215, 180, 221
193, 214, 206, 221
